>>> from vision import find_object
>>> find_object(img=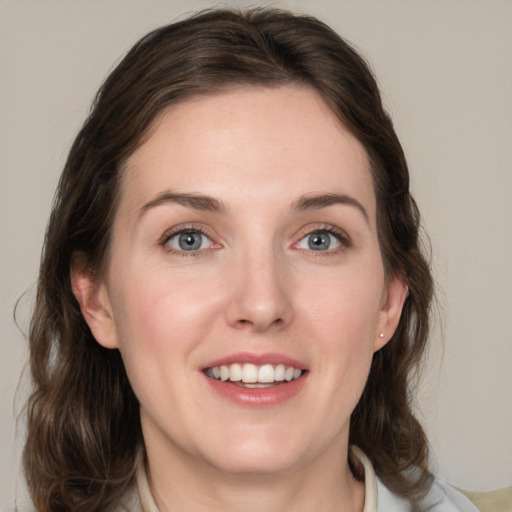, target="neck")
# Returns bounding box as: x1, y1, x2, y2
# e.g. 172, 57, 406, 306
144, 439, 365, 512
